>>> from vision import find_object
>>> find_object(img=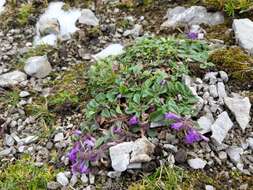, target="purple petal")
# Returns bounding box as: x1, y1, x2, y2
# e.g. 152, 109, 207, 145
171, 122, 185, 131
74, 130, 82, 136
129, 116, 139, 126
164, 112, 181, 121
84, 138, 95, 149
187, 32, 198, 40
68, 144, 80, 163
112, 126, 123, 135
184, 129, 202, 144
79, 162, 89, 174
